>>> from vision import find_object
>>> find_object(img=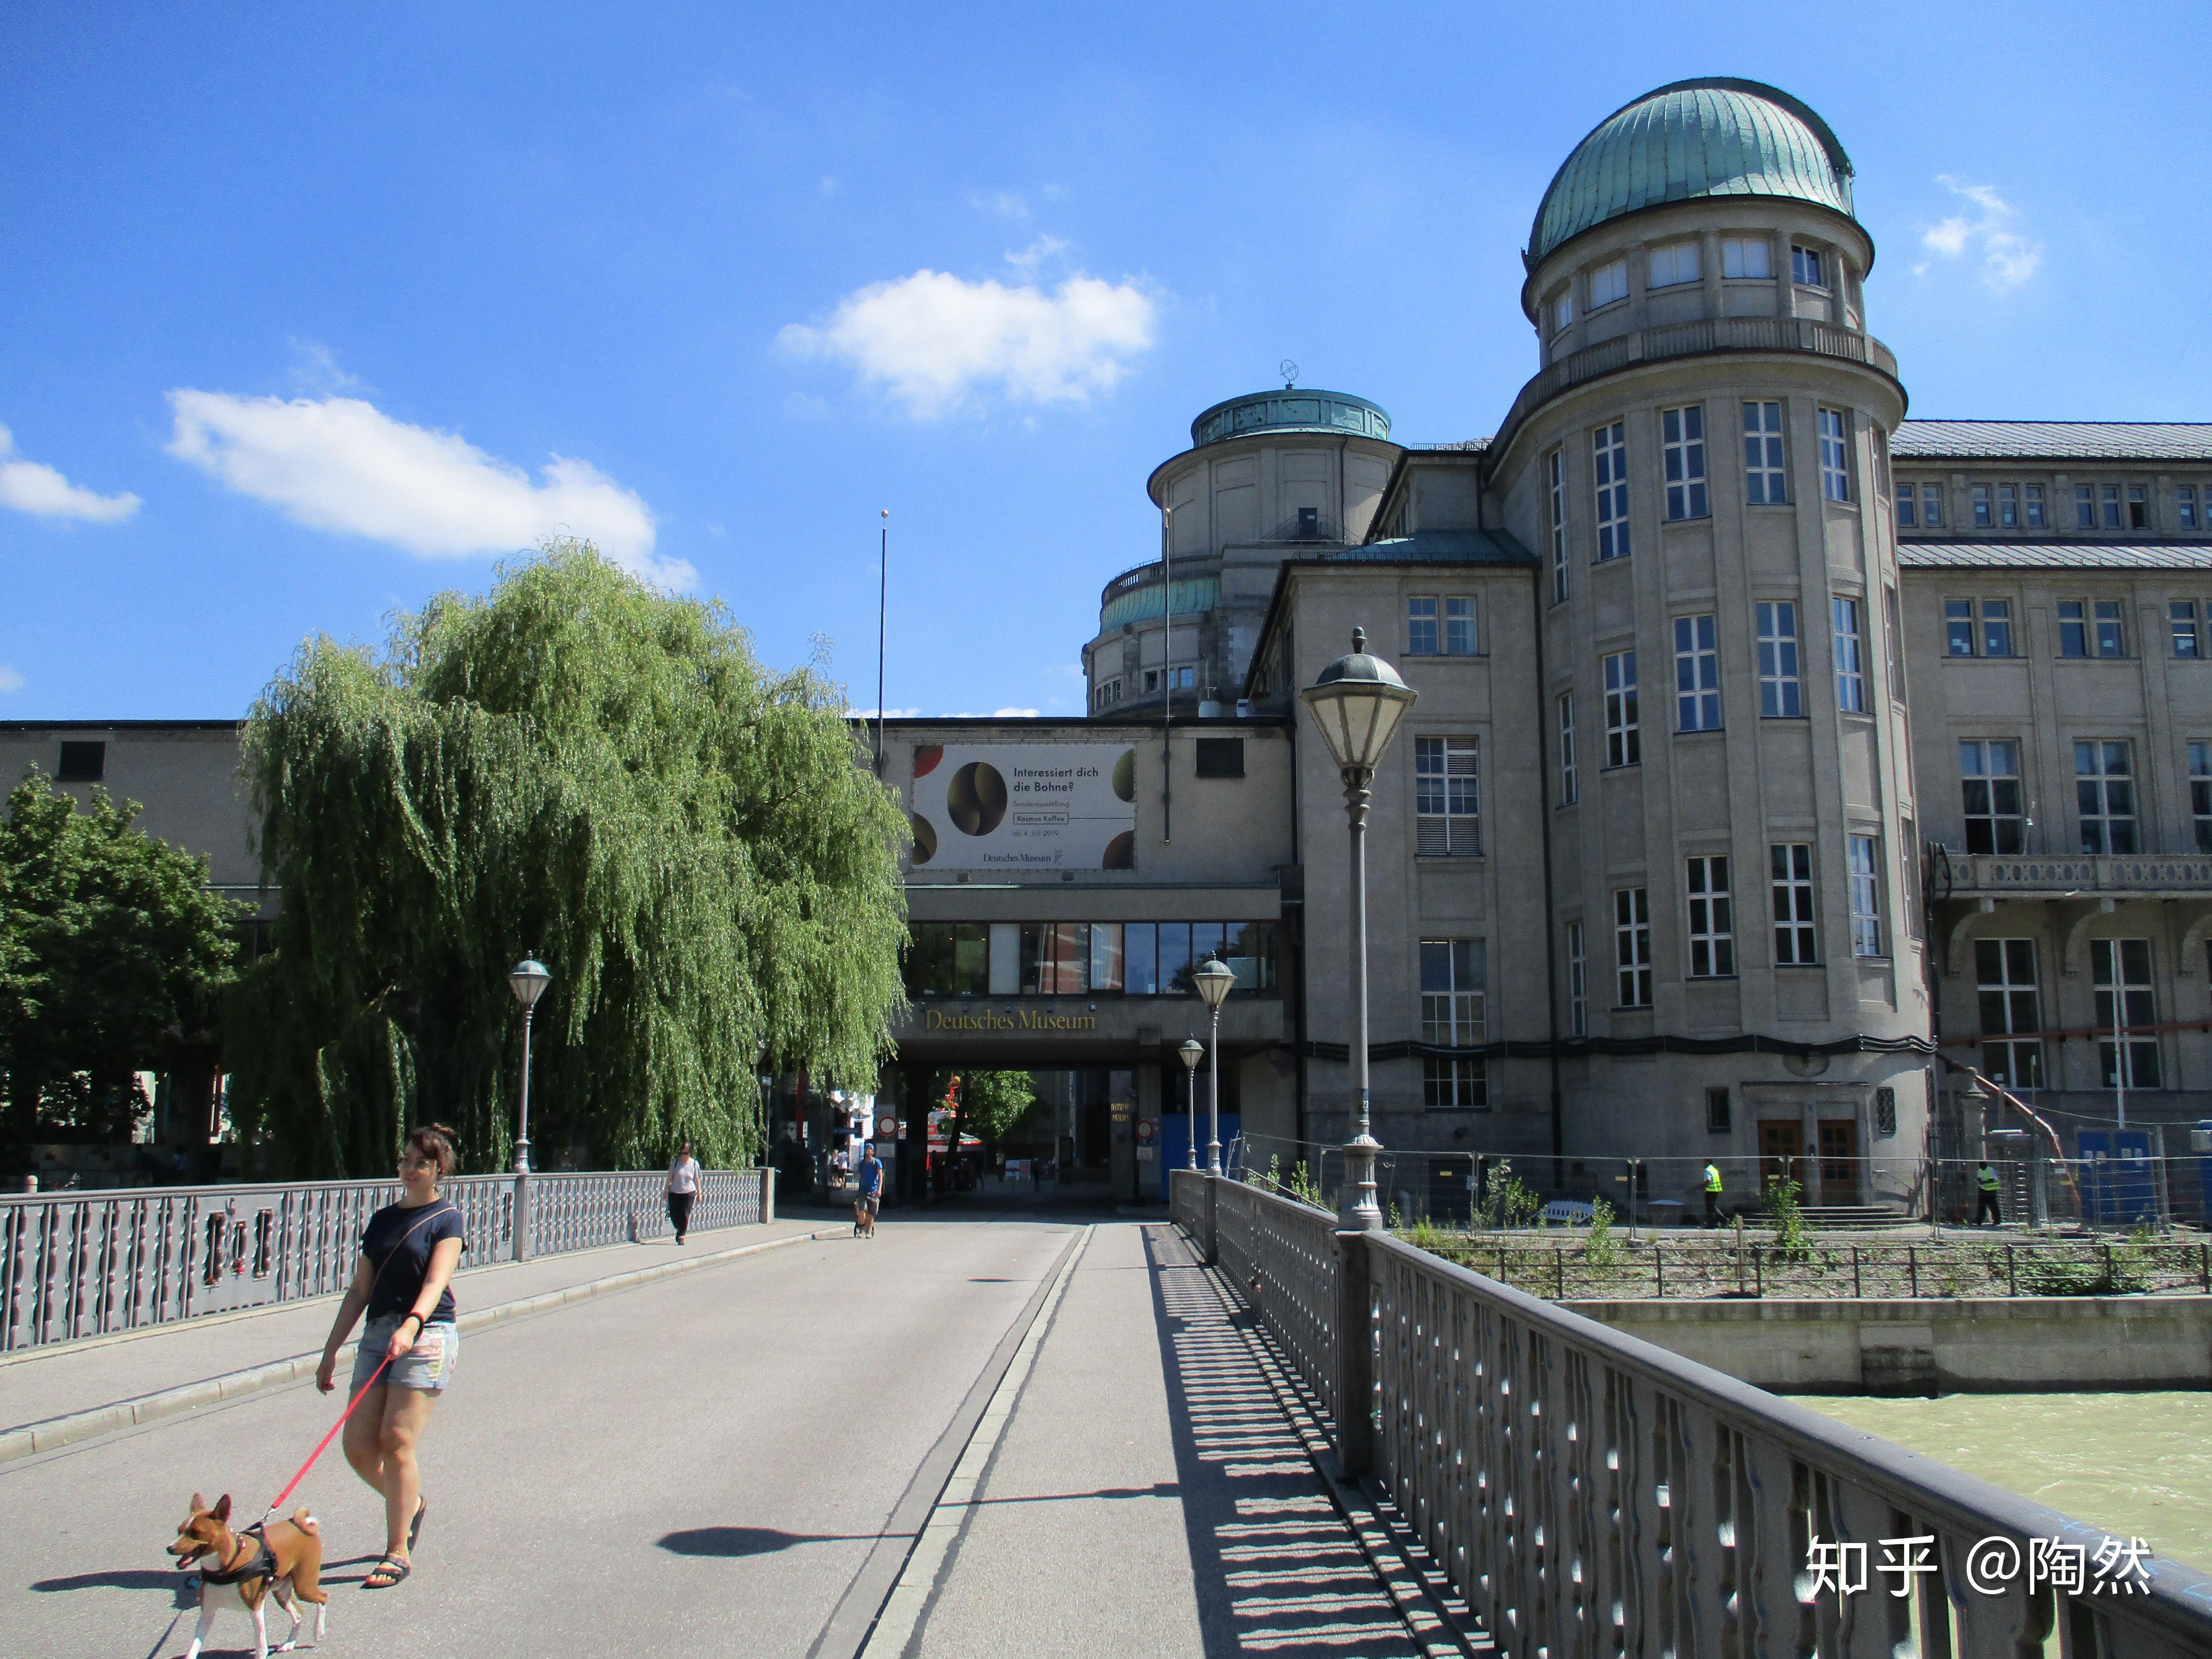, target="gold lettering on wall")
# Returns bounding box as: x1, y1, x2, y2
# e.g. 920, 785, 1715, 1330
920, 1009, 1101, 1033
